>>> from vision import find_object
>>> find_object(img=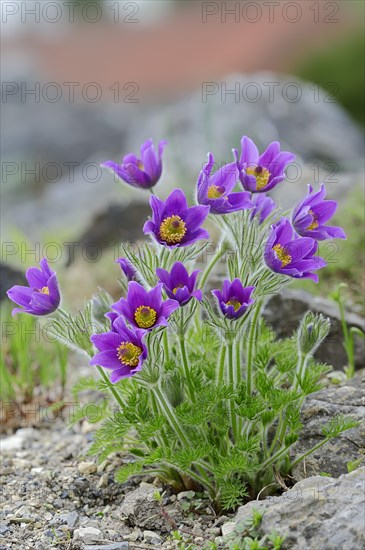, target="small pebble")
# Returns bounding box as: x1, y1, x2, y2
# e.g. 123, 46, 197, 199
77, 461, 97, 475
